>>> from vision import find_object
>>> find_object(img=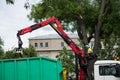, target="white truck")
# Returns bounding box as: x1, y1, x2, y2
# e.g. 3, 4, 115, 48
94, 60, 120, 80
